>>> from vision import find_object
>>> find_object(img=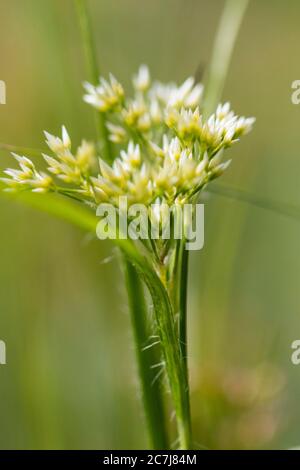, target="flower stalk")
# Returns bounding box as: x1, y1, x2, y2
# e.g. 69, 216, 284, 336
143, 266, 192, 449
124, 261, 169, 449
